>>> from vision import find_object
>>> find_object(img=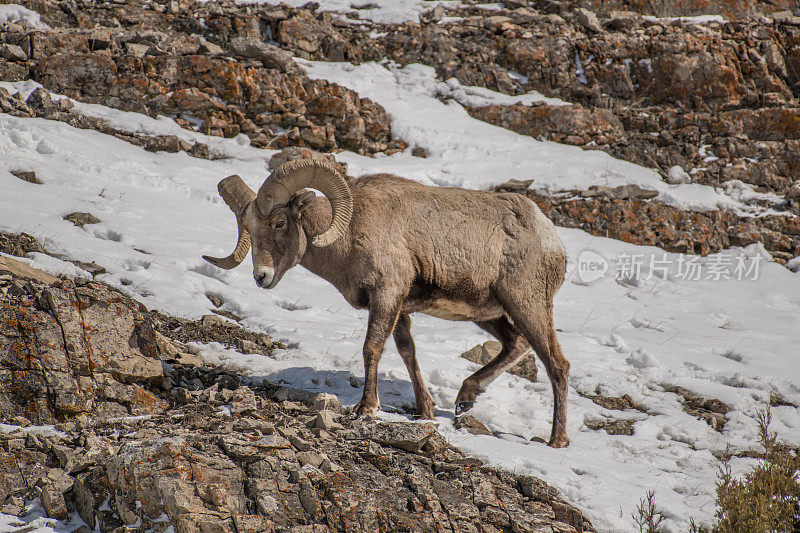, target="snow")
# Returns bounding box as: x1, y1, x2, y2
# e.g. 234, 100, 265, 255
666, 165, 691, 184
0, 424, 67, 438
439, 75, 570, 107
1, 57, 799, 533
575, 52, 588, 85
298, 60, 782, 217
643, 14, 727, 25
473, 3, 504, 11
201, 0, 462, 25
0, 4, 48, 29
699, 143, 719, 163
722, 179, 784, 206
0, 500, 87, 533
